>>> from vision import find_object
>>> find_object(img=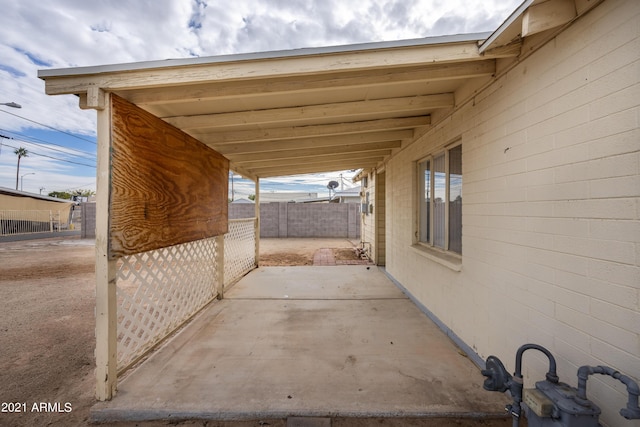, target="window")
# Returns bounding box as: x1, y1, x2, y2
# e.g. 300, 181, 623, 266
417, 143, 462, 255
